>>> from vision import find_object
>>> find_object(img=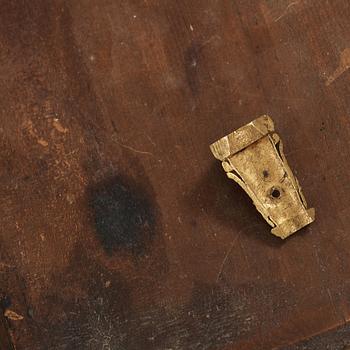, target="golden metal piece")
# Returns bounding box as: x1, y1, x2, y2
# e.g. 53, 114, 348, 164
210, 115, 315, 239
